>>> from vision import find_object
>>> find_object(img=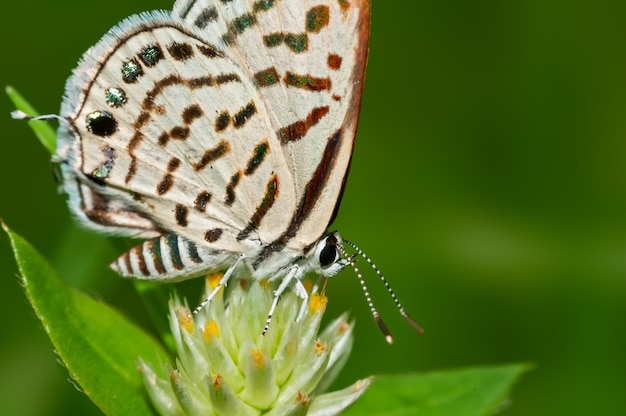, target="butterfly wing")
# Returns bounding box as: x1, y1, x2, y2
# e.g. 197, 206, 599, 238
55, 0, 370, 278
57, 11, 297, 255
173, 0, 371, 250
